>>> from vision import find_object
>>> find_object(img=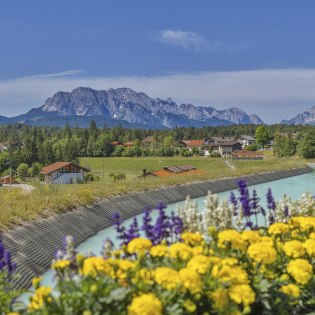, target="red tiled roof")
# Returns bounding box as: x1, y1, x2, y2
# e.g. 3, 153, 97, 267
187, 140, 205, 146
142, 136, 155, 143
111, 141, 123, 146
151, 169, 204, 177
41, 162, 90, 175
